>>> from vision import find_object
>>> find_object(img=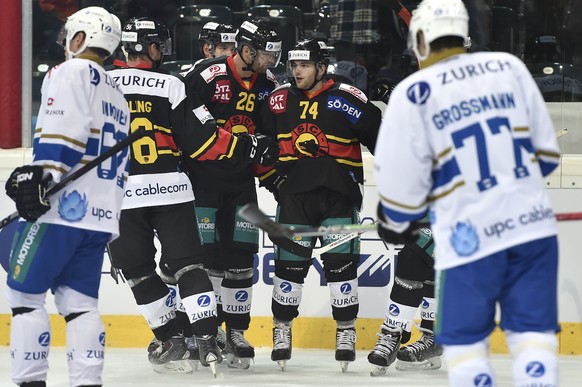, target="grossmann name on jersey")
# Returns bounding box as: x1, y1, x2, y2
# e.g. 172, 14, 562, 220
432, 92, 516, 130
